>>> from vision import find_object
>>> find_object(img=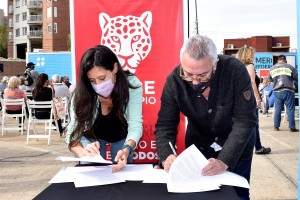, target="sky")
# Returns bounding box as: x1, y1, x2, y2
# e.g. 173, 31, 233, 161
0, 0, 297, 53
191, 0, 297, 53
